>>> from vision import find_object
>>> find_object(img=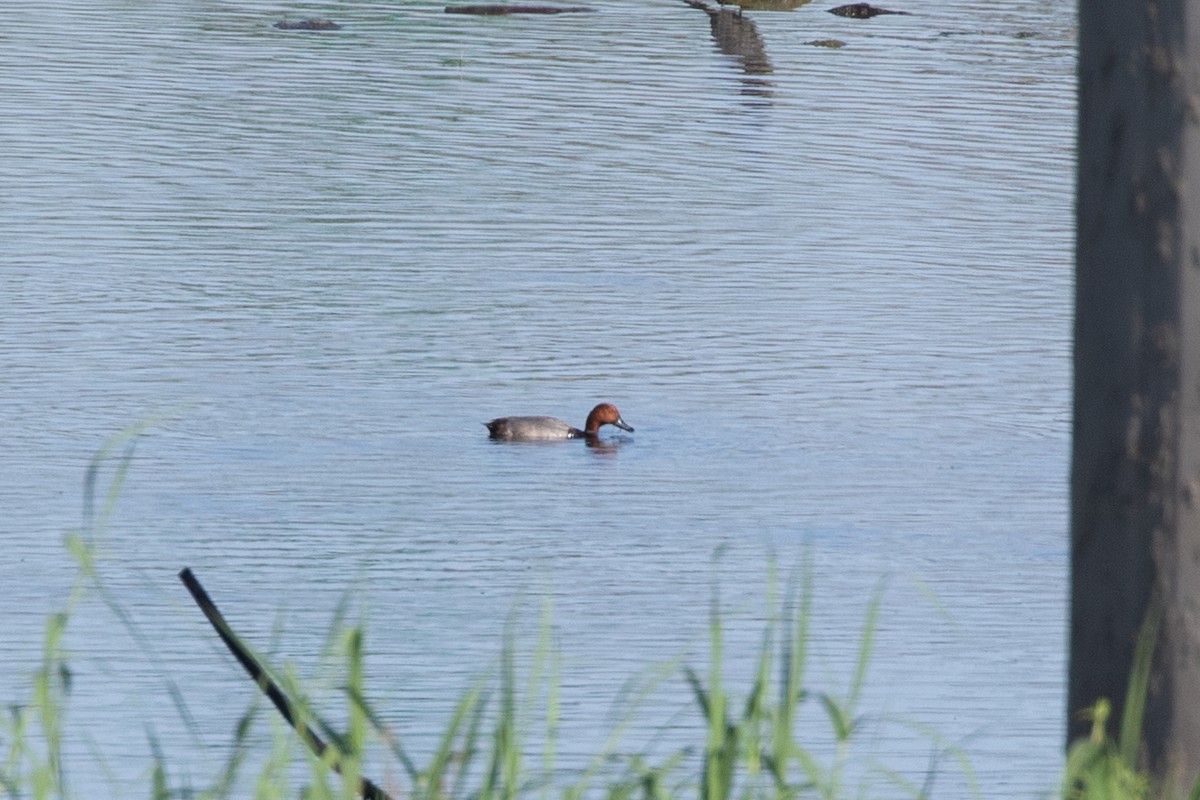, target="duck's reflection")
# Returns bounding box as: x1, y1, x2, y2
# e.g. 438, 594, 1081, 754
584, 436, 632, 455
